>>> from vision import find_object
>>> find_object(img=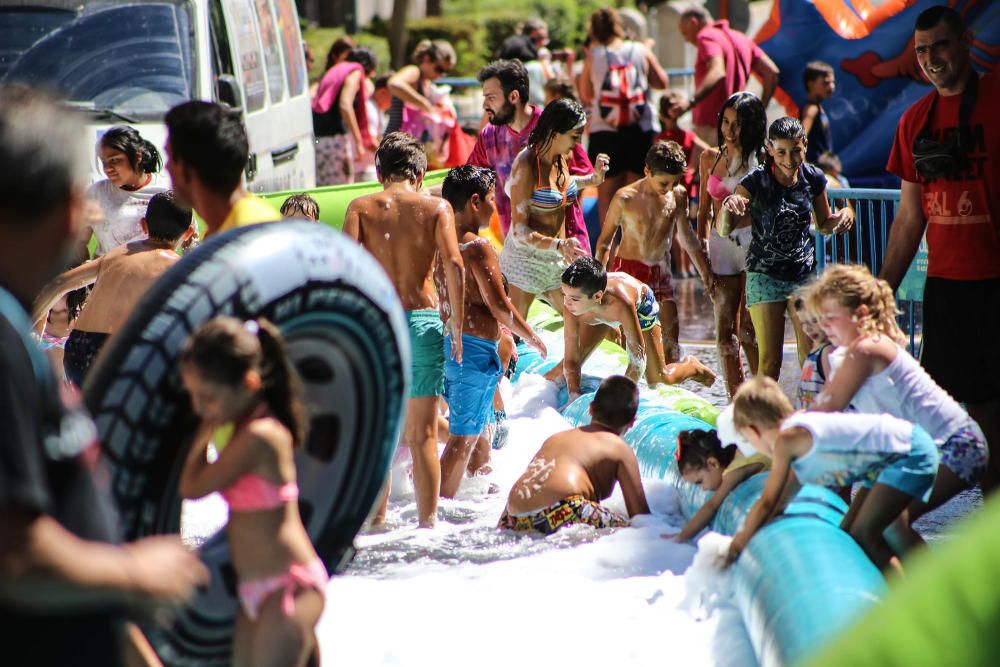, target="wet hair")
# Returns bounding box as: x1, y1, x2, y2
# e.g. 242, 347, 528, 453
716, 92, 766, 170
180, 316, 308, 445
100, 125, 162, 174
0, 85, 88, 227
346, 47, 378, 76
165, 101, 248, 196
915, 5, 965, 36
589, 8, 626, 45
412, 39, 456, 67
805, 263, 906, 344
732, 376, 794, 430
478, 59, 529, 106
677, 429, 737, 473
543, 77, 577, 102
375, 132, 427, 183
527, 98, 586, 190
803, 60, 835, 90
442, 165, 495, 213
144, 190, 191, 242
646, 140, 686, 175
815, 150, 842, 176
591, 375, 639, 429
764, 116, 806, 168
562, 256, 607, 297
325, 36, 356, 71
280, 193, 320, 221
